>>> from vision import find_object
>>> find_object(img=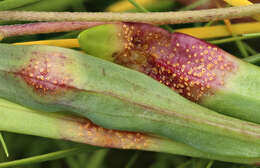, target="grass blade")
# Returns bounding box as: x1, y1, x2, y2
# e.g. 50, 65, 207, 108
0, 133, 8, 158
0, 147, 87, 168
